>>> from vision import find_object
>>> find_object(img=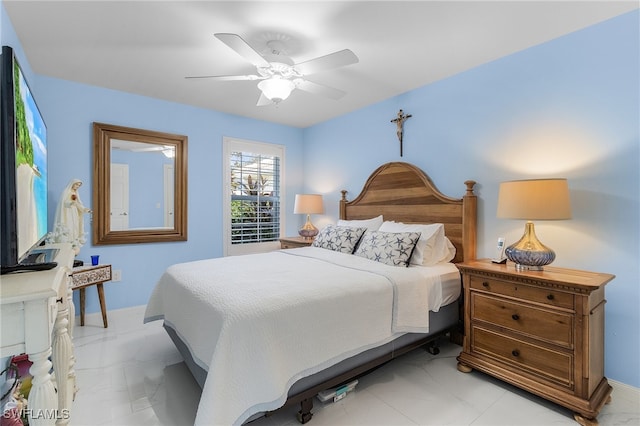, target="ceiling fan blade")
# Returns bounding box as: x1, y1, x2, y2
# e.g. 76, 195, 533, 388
256, 93, 273, 107
296, 79, 346, 100
185, 74, 261, 81
214, 33, 270, 68
294, 49, 359, 75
